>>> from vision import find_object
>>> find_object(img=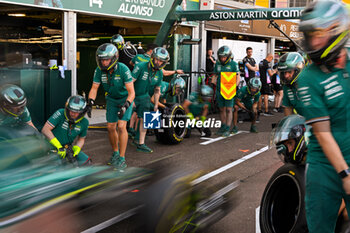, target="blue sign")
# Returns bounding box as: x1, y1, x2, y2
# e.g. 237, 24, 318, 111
143, 111, 161, 129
